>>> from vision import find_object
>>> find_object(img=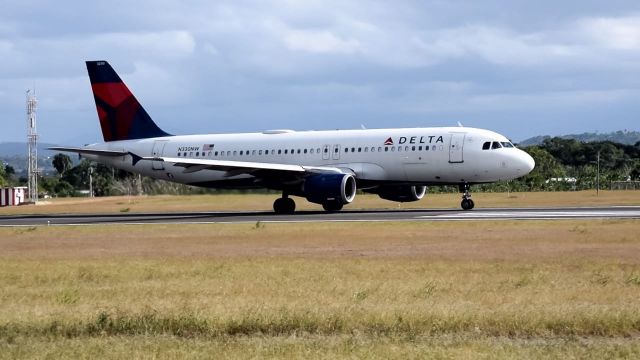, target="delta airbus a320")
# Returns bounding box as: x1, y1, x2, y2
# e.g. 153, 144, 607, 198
51, 61, 535, 214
